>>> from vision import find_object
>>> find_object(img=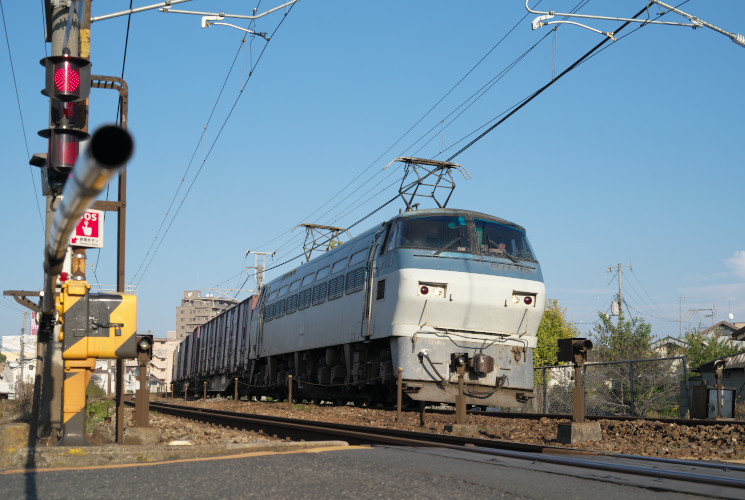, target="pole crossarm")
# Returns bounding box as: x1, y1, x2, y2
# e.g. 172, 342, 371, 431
3, 290, 42, 313
526, 0, 745, 47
